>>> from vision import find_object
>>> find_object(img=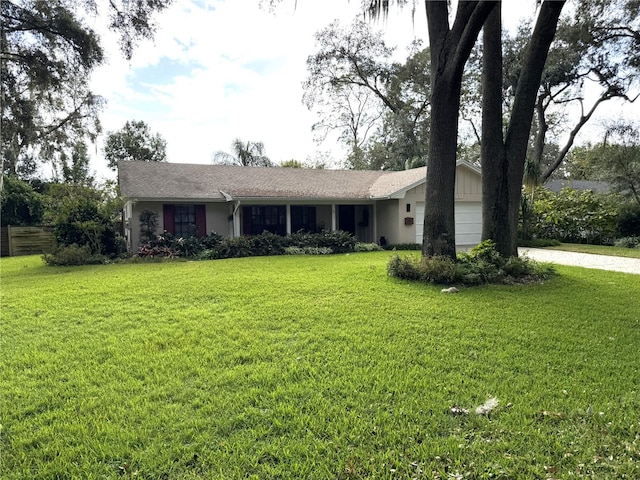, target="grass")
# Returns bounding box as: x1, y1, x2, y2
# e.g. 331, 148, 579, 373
2, 253, 640, 479
545, 243, 640, 259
